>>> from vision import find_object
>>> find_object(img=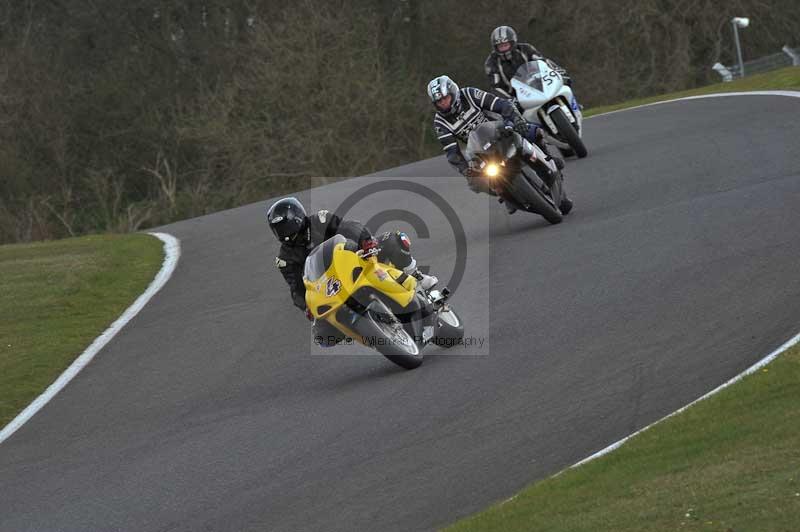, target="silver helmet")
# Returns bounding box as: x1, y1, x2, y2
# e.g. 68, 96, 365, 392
491, 25, 518, 60
427, 75, 461, 116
